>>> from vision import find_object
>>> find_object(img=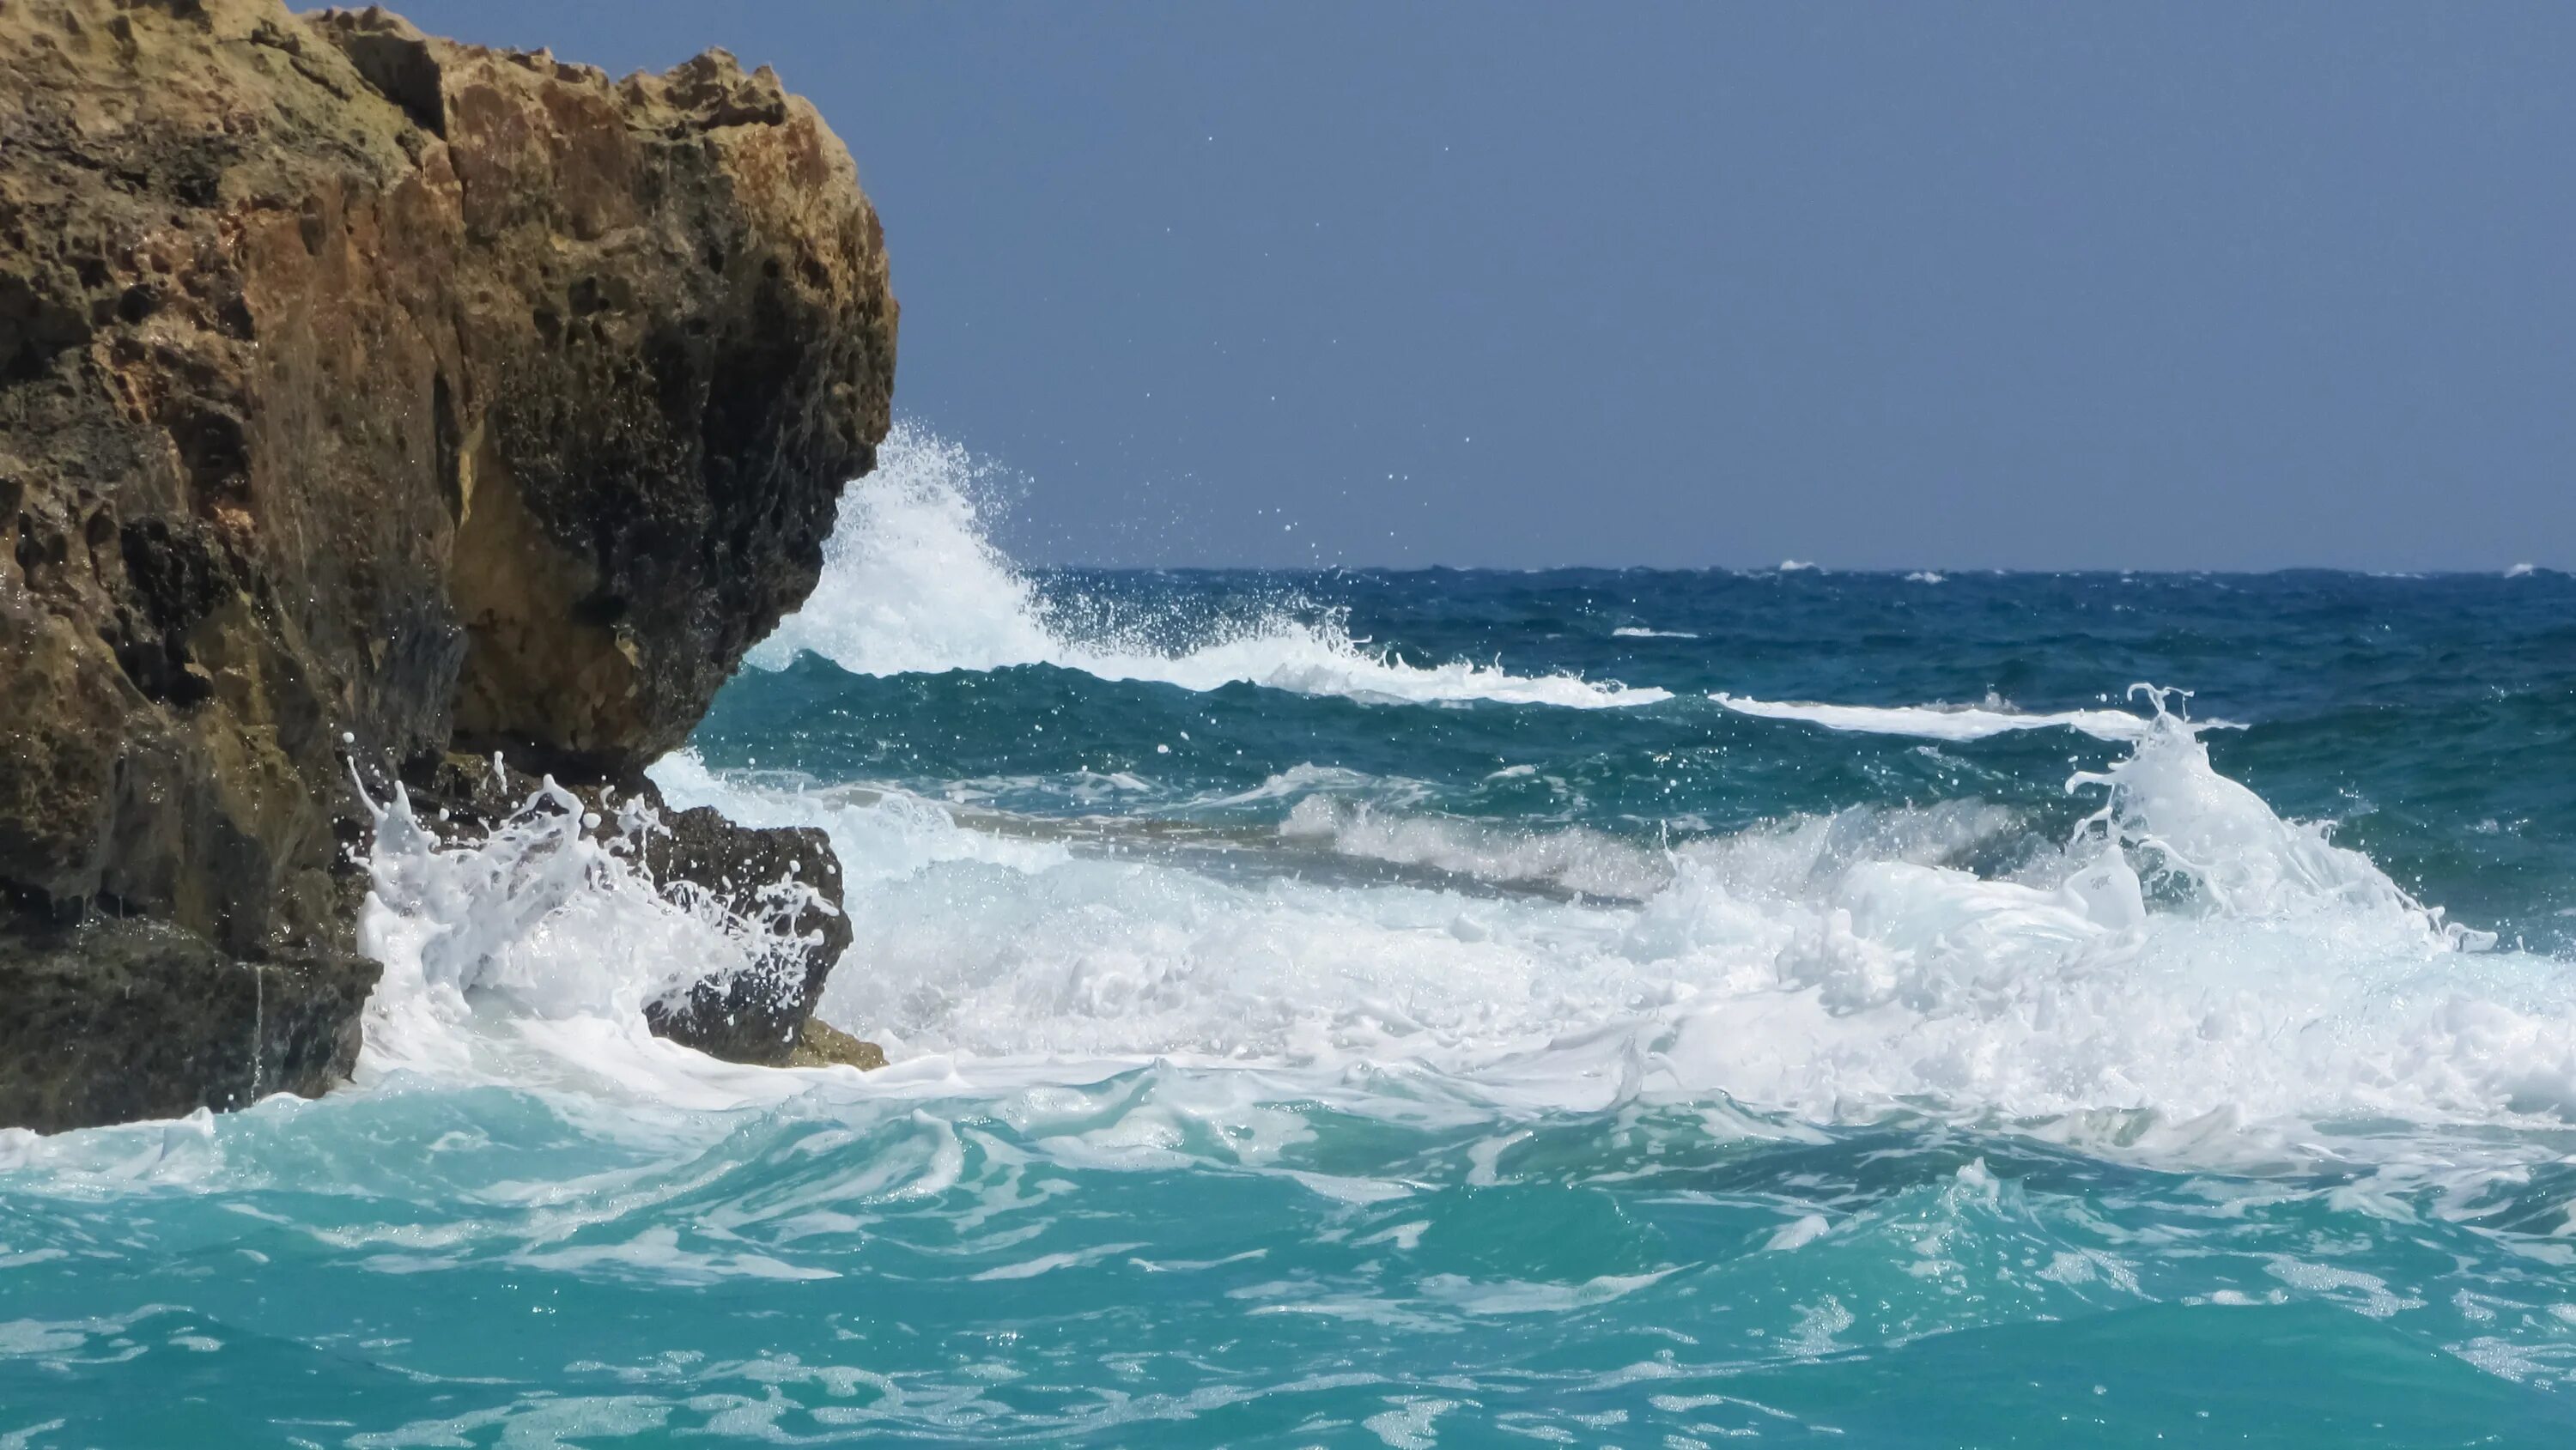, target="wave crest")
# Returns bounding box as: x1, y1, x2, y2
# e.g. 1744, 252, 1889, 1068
633, 707, 2555, 1162
749, 422, 1668, 708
